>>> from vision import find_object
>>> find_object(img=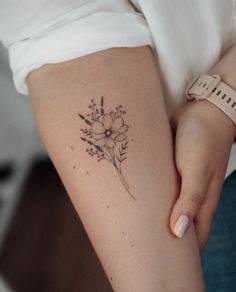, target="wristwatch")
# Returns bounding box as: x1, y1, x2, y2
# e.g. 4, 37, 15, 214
185, 74, 236, 126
